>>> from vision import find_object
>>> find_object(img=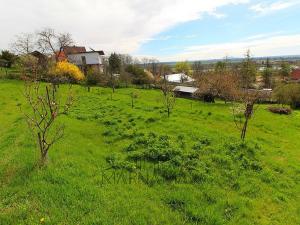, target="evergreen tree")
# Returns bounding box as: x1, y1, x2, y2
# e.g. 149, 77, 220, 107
240, 50, 257, 88
262, 58, 273, 88
279, 61, 291, 80
108, 53, 121, 93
